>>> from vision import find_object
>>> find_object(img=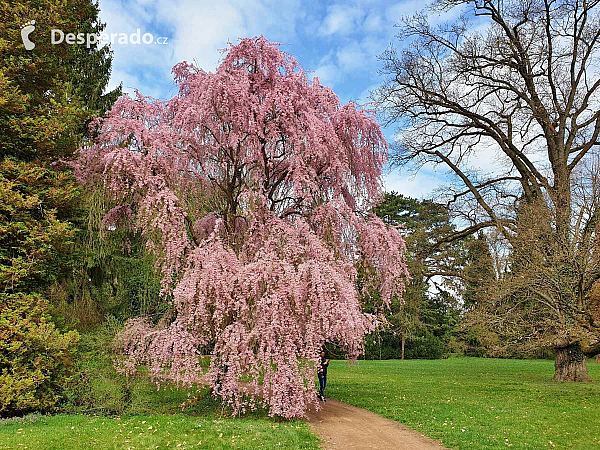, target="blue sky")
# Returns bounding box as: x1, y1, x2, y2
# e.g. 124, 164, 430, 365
97, 0, 453, 198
